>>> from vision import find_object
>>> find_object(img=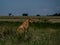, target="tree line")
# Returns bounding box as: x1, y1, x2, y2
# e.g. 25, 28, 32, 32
8, 13, 60, 16
48, 13, 60, 16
